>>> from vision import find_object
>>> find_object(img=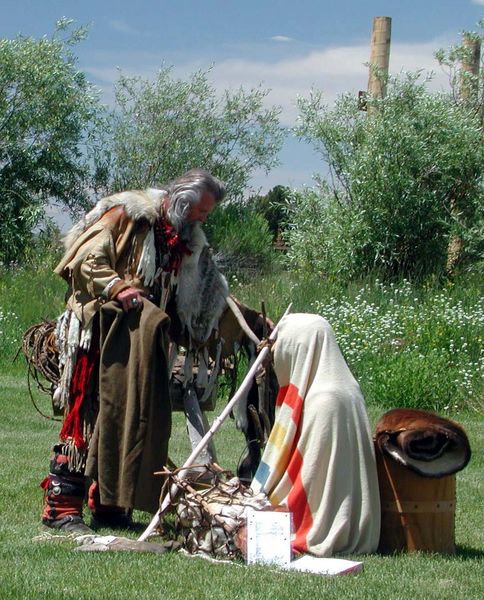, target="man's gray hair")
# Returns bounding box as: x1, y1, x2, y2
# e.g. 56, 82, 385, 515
165, 168, 225, 231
